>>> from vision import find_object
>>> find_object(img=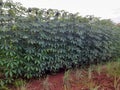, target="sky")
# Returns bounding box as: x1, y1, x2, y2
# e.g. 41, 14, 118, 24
12, 0, 120, 23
